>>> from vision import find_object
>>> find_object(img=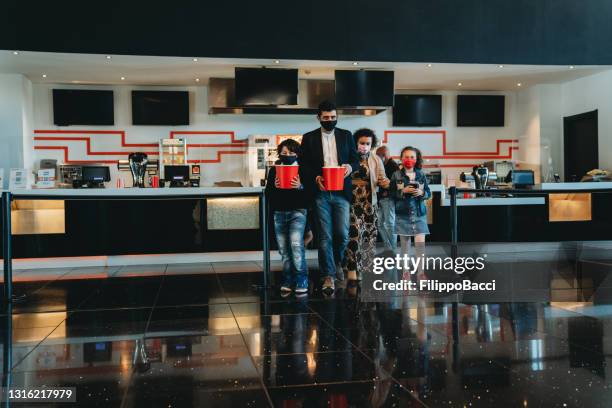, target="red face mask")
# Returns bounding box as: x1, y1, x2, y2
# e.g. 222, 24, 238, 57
402, 158, 417, 169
